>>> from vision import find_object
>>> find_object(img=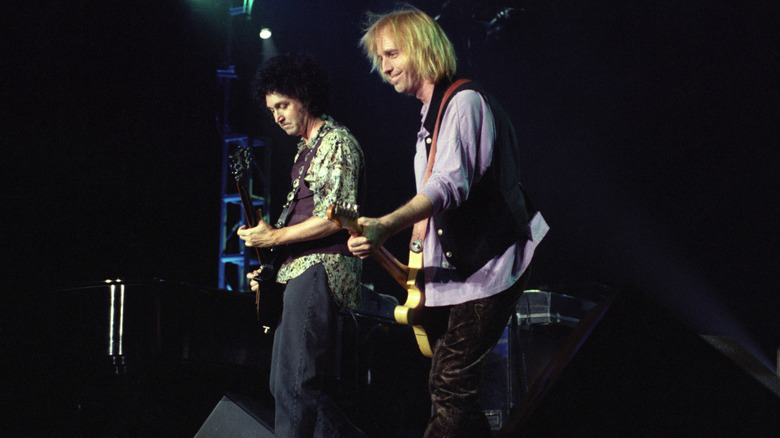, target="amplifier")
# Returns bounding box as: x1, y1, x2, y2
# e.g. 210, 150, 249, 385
480, 287, 606, 430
